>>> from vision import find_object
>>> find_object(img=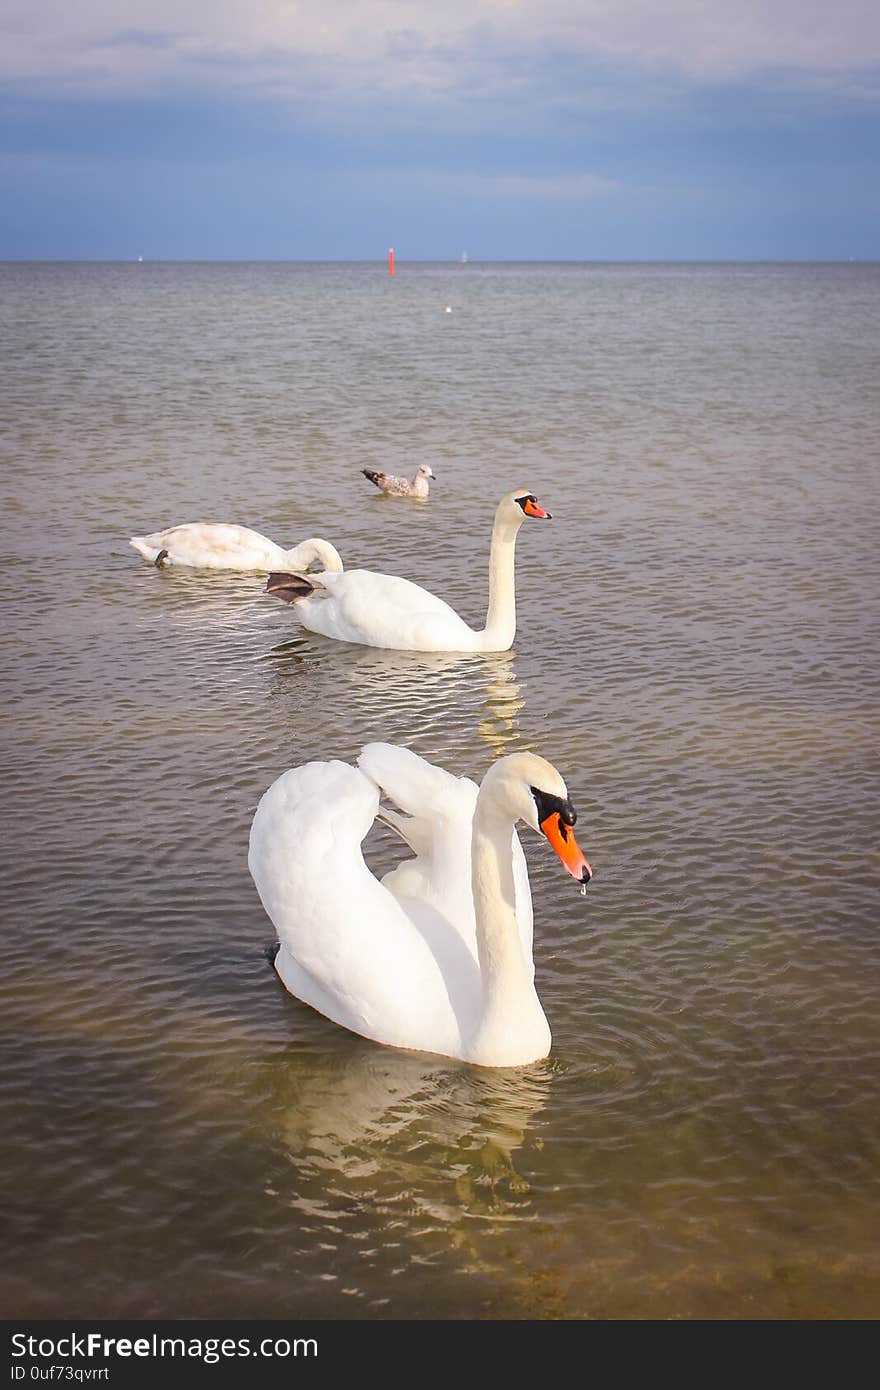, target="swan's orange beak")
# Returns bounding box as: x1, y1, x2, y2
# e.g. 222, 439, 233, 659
540, 811, 592, 889
524, 497, 551, 518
